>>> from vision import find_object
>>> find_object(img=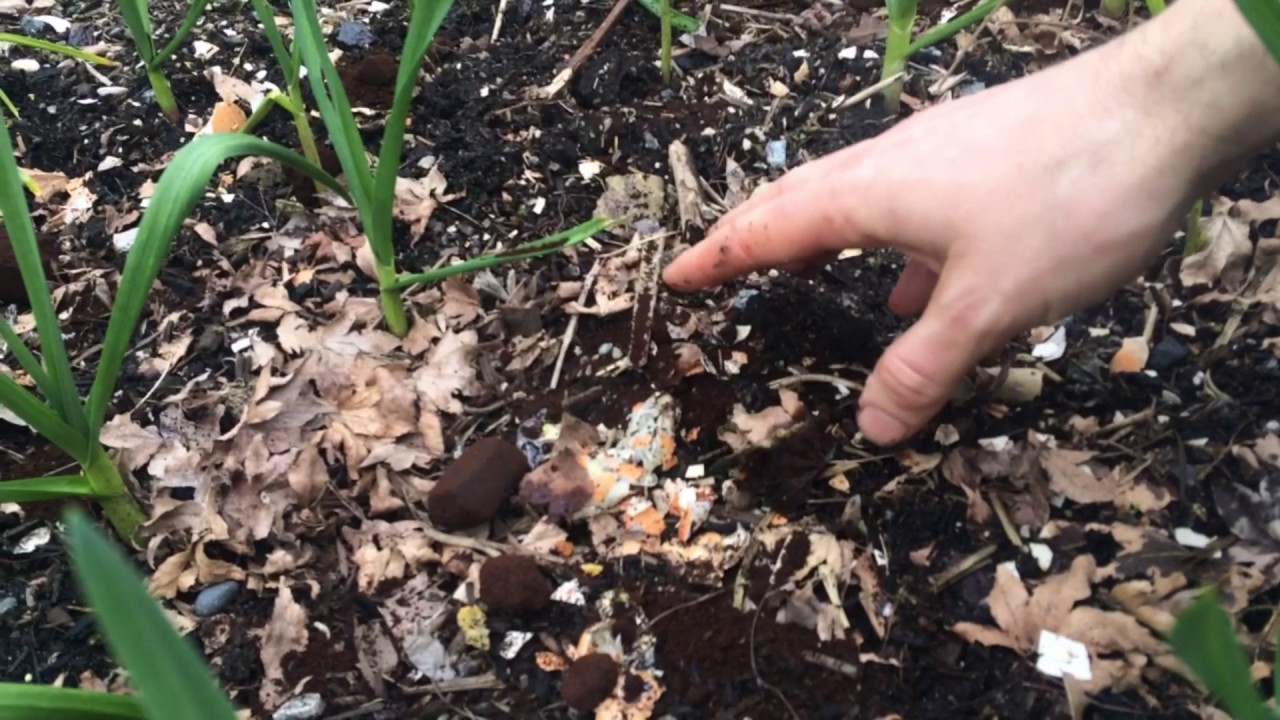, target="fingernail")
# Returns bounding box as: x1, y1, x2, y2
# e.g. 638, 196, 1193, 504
858, 406, 909, 446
